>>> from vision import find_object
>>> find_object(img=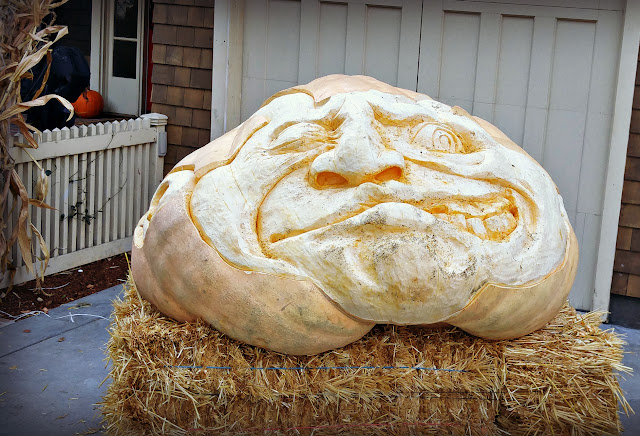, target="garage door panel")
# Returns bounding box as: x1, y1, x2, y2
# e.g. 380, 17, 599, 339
525, 16, 554, 110
588, 11, 623, 117
548, 19, 596, 112
572, 212, 602, 309
473, 13, 501, 106
242, 0, 269, 79
576, 10, 622, 216
240, 77, 266, 122
521, 16, 554, 161
493, 15, 534, 146
472, 102, 495, 125
494, 105, 527, 146
344, 3, 366, 75
417, 0, 444, 98
242, 0, 422, 126
241, 77, 299, 122
541, 18, 595, 217
317, 2, 348, 77
578, 113, 613, 216
265, 0, 301, 82
543, 108, 586, 215
445, 0, 624, 12
242, 0, 302, 112
443, 0, 601, 19
522, 107, 547, 163
264, 78, 298, 100
396, 1, 422, 90
496, 16, 533, 107
363, 5, 403, 85
438, 11, 481, 107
